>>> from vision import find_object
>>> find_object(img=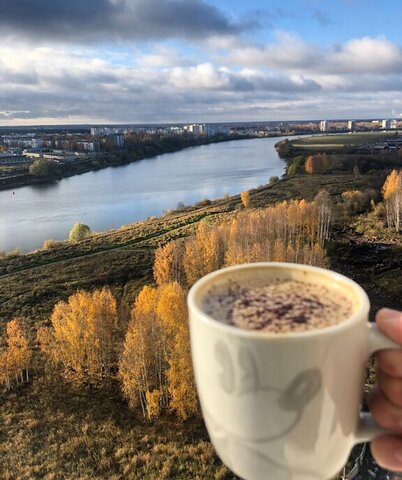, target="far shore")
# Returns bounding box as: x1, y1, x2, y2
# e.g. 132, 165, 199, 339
0, 134, 262, 192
